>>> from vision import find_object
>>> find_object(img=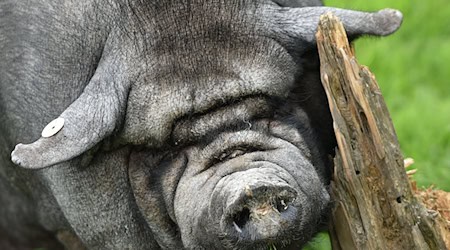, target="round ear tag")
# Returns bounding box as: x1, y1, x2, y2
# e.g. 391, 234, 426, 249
41, 117, 65, 138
